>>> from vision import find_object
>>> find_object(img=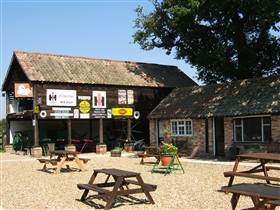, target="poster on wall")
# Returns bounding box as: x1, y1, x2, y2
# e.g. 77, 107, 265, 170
46, 89, 77, 106
92, 91, 106, 108
14, 83, 33, 97
118, 90, 127, 104
127, 90, 134, 104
